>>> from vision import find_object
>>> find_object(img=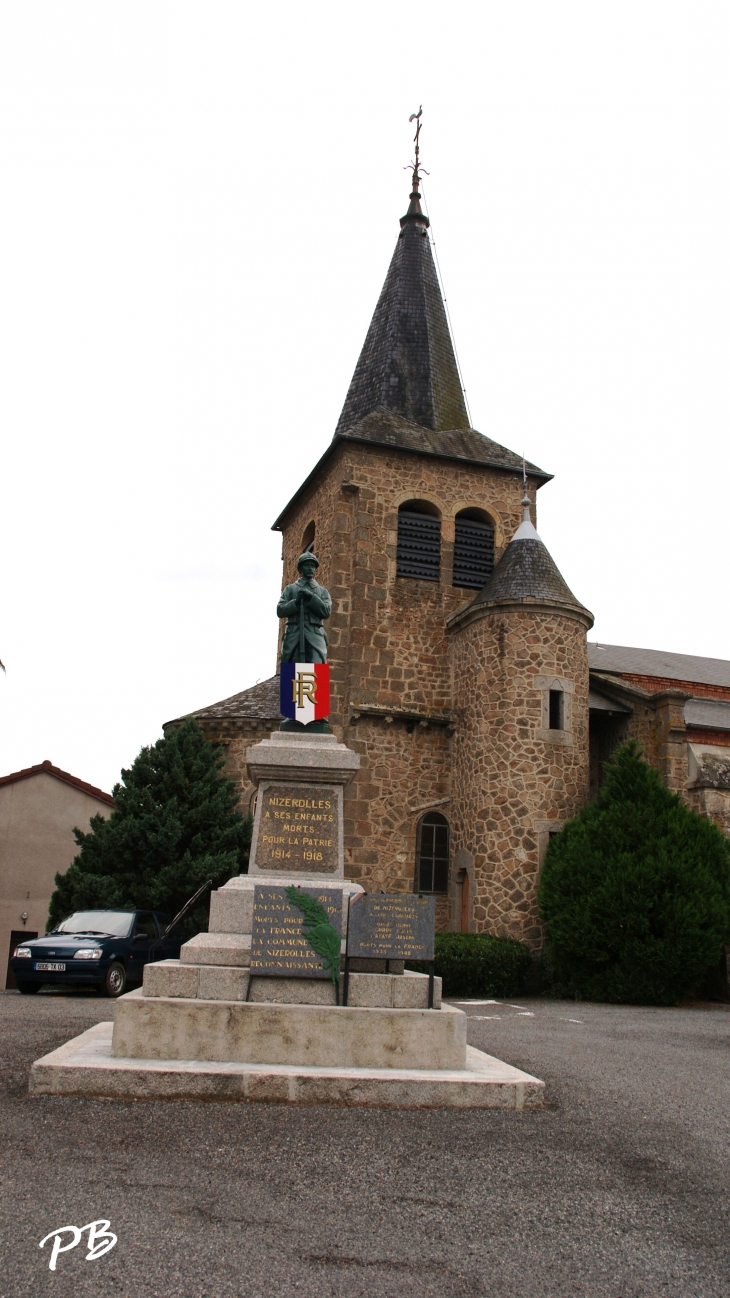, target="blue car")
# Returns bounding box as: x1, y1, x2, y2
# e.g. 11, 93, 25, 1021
10, 908, 182, 997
